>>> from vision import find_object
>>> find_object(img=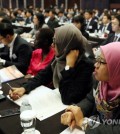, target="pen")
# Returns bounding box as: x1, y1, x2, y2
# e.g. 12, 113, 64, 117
6, 83, 14, 91
7, 83, 20, 99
